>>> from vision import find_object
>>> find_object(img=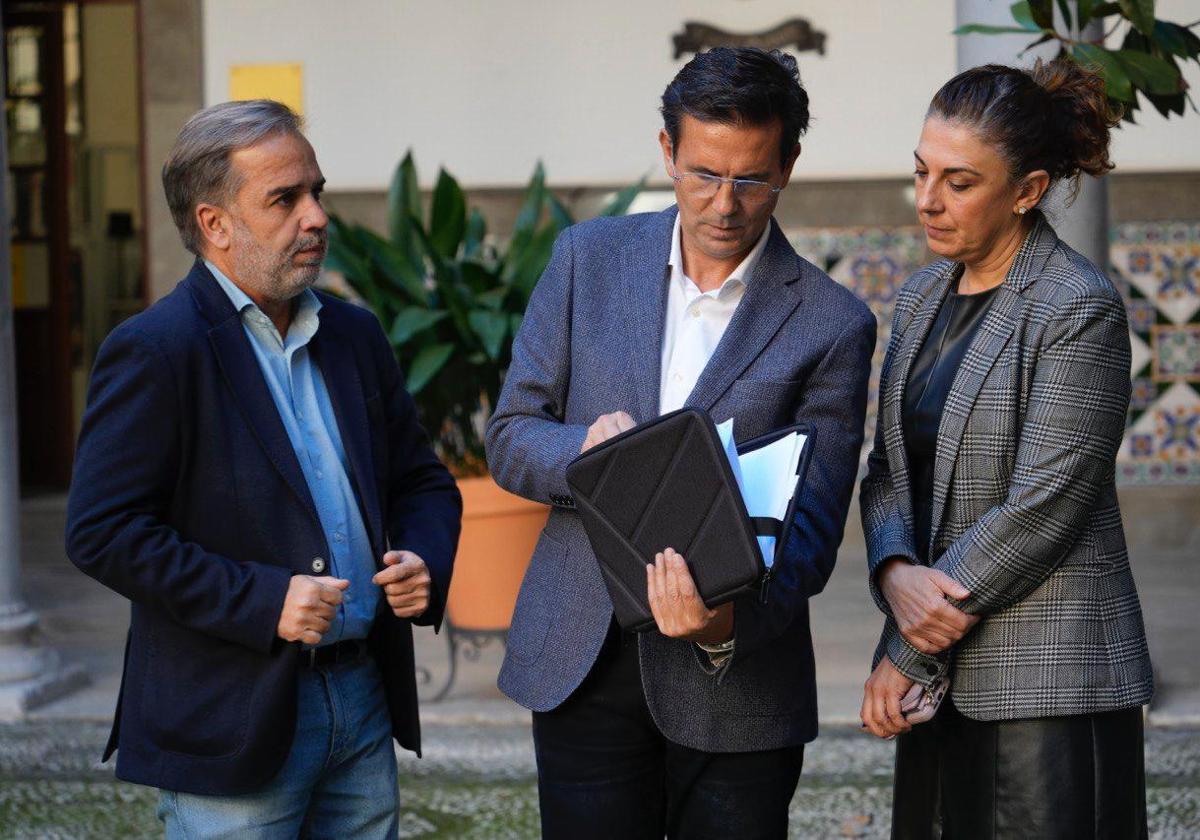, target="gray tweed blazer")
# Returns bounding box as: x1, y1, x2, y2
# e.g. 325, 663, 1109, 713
486, 206, 876, 751
860, 213, 1154, 721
